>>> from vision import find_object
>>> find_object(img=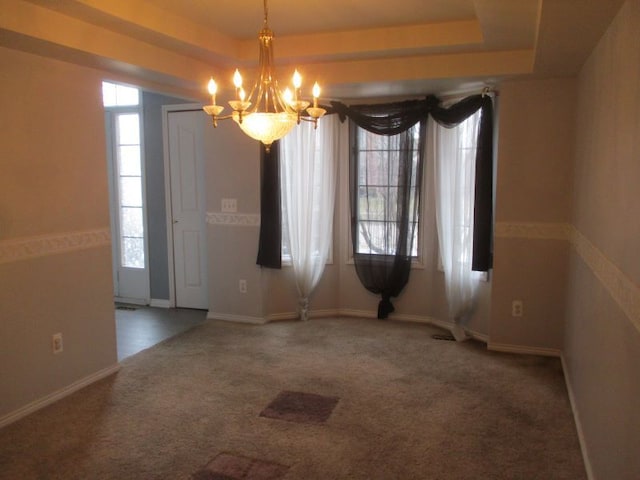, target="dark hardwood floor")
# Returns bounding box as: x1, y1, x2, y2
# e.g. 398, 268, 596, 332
115, 305, 207, 361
